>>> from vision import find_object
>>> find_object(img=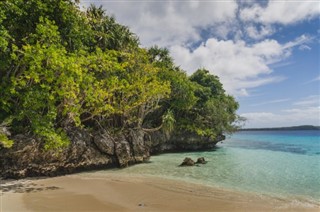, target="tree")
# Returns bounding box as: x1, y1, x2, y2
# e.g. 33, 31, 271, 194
0, 0, 241, 149
0, 1, 170, 148
177, 69, 240, 138
144, 46, 197, 130
86, 4, 139, 51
